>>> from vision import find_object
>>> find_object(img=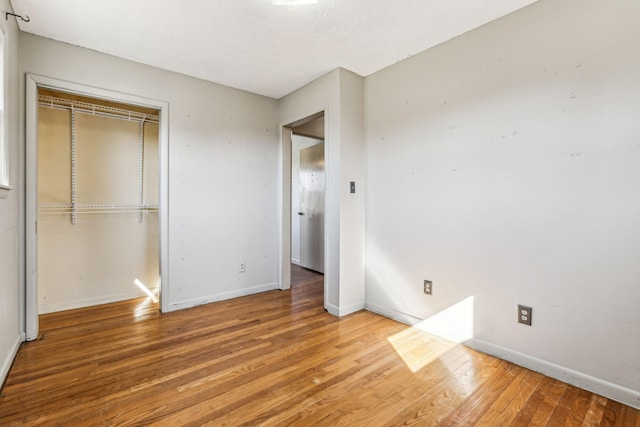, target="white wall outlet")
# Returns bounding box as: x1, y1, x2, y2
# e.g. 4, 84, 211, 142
239, 261, 246, 273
